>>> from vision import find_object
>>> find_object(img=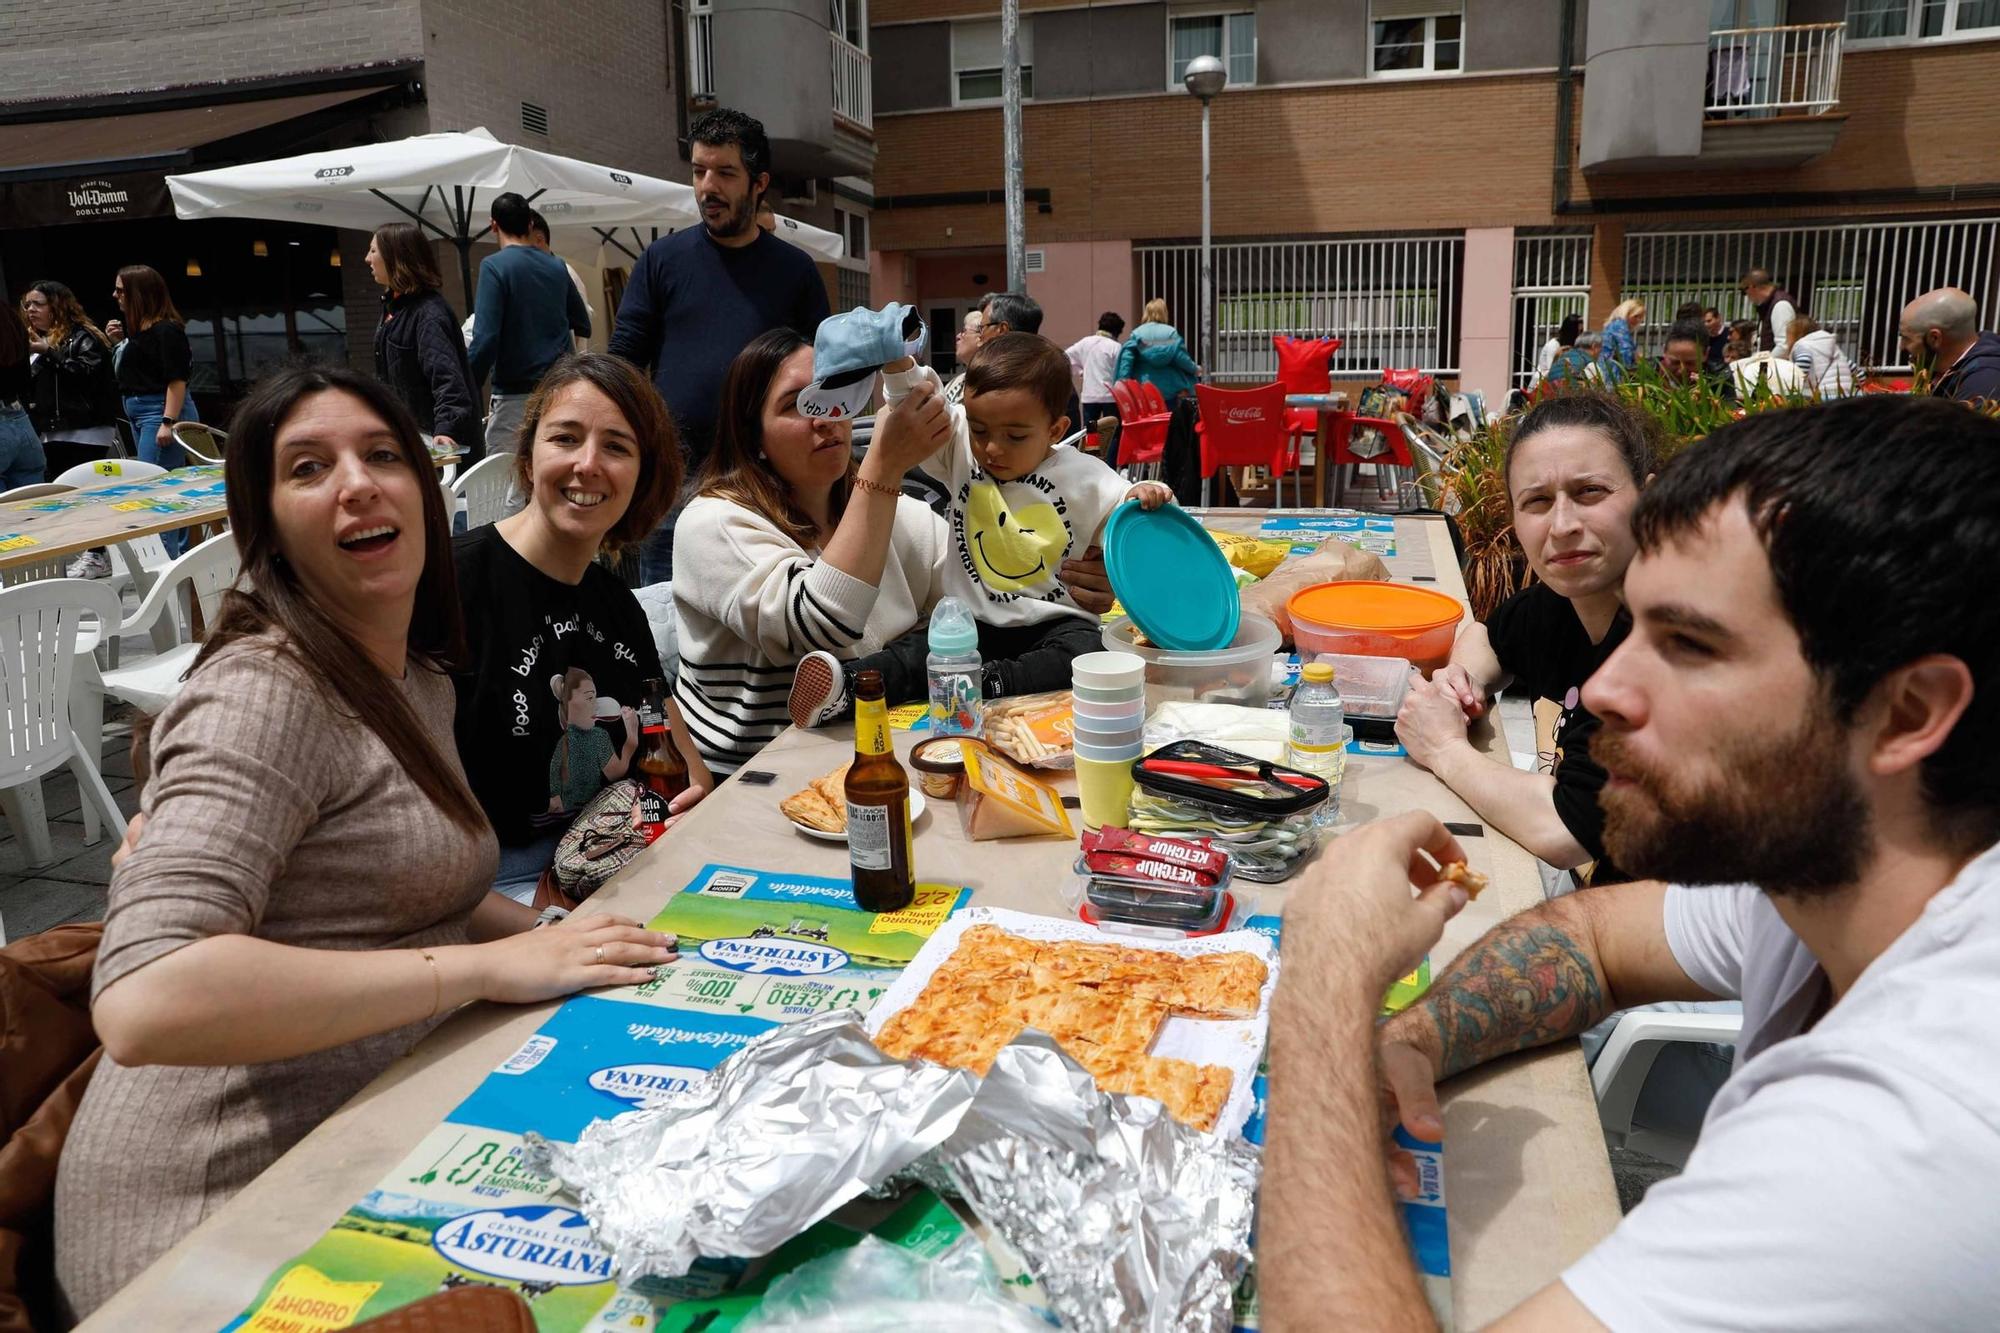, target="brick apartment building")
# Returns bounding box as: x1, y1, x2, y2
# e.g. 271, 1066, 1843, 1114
863, 0, 2000, 403
0, 0, 878, 410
